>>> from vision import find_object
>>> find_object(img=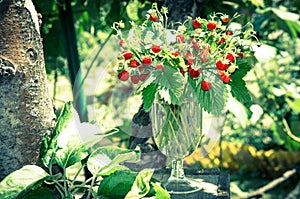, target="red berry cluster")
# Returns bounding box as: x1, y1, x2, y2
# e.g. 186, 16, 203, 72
112, 3, 255, 98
